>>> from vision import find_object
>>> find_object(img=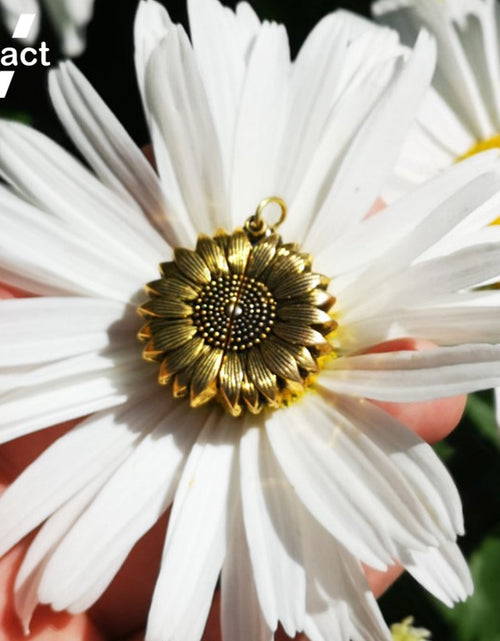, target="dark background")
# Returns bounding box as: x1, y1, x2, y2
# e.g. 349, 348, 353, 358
1, 2, 500, 639
0, 0, 372, 147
